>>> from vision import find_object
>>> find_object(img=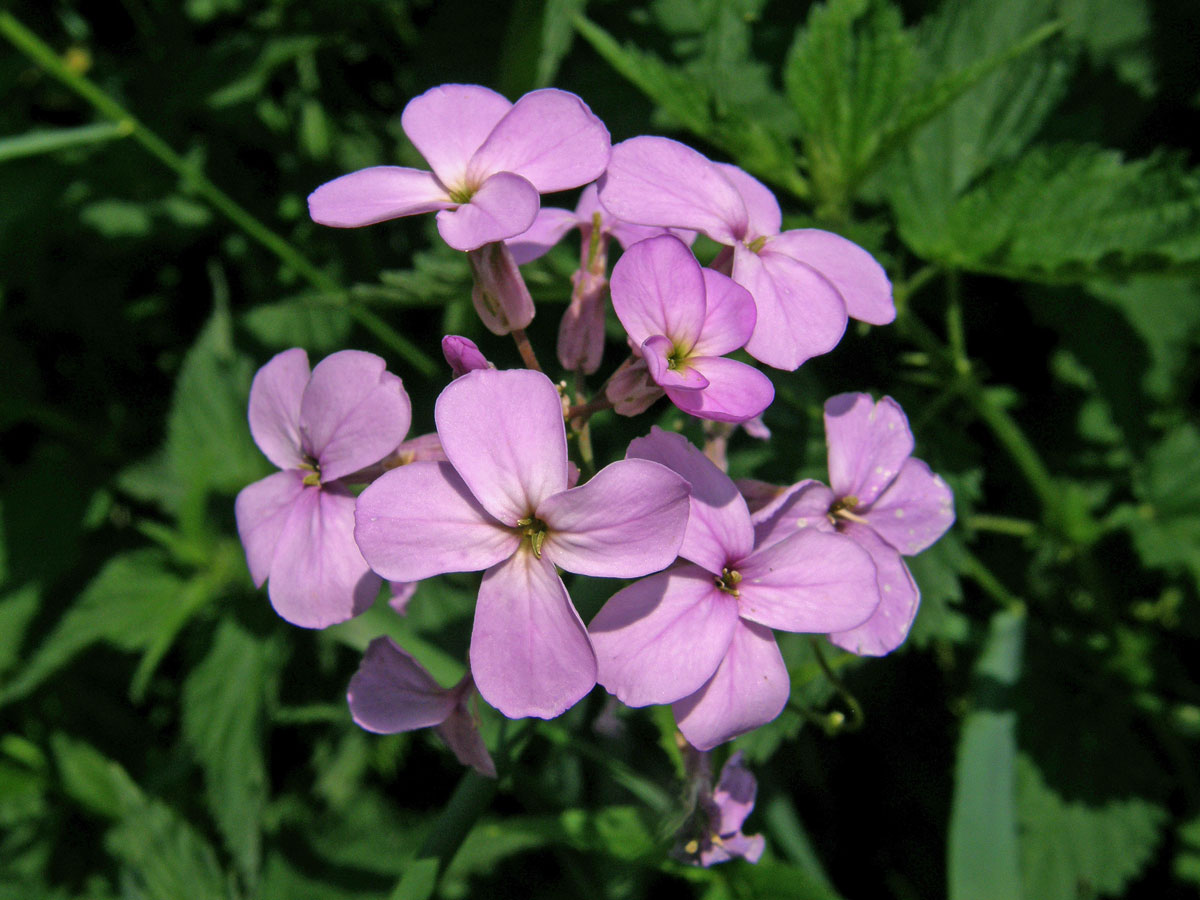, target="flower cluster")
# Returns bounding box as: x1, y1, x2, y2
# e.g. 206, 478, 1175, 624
235, 82, 956, 865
